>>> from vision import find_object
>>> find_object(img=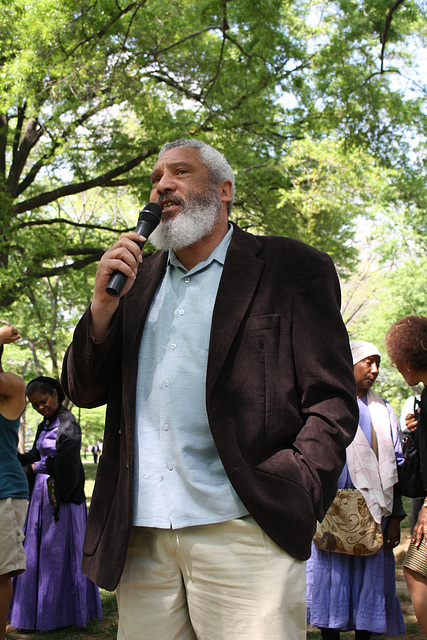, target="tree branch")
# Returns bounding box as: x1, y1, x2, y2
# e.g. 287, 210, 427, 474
8, 117, 46, 195
15, 105, 107, 197
0, 113, 7, 178
16, 218, 131, 234
28, 252, 104, 279
12, 104, 27, 165
13, 149, 156, 214
150, 73, 202, 102
151, 26, 220, 56
63, 1, 149, 59
379, 0, 406, 73
202, 6, 228, 101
